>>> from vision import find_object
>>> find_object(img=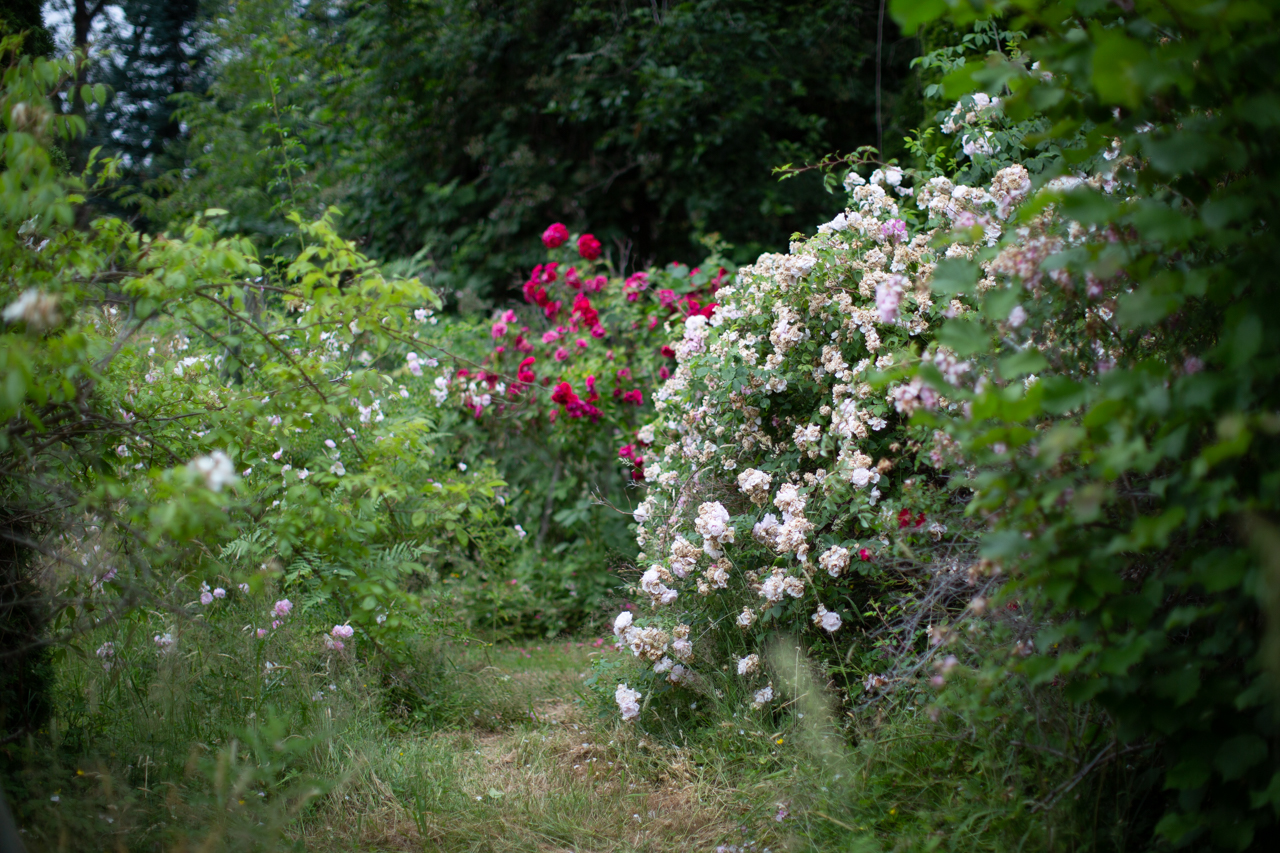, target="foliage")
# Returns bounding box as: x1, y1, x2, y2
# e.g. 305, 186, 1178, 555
0, 36, 509, 758
0, 2, 53, 59
146, 0, 922, 298
596, 159, 969, 718
405, 224, 736, 635
78, 0, 208, 195
889, 0, 1280, 848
